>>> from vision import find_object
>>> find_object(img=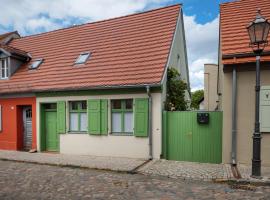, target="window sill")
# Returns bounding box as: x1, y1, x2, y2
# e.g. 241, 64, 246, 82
110, 132, 133, 136
68, 131, 87, 134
